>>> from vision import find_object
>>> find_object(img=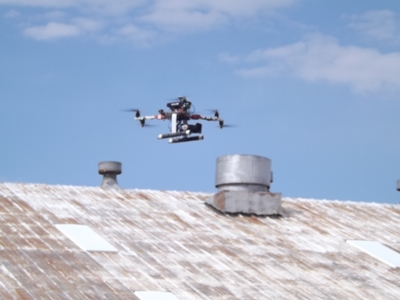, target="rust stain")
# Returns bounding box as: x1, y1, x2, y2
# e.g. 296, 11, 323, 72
139, 211, 153, 220
214, 191, 225, 211
307, 223, 329, 235
167, 213, 192, 229
0, 196, 13, 213
25, 237, 50, 250
136, 192, 151, 201
215, 245, 237, 258
13, 199, 35, 213
15, 288, 34, 300
60, 218, 79, 224
70, 199, 90, 212
246, 215, 266, 225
